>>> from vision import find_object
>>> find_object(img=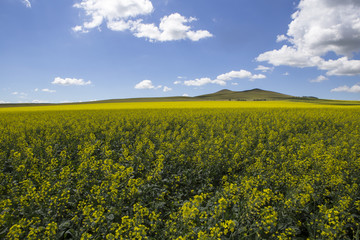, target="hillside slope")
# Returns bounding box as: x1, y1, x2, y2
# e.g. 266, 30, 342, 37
195, 88, 294, 100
